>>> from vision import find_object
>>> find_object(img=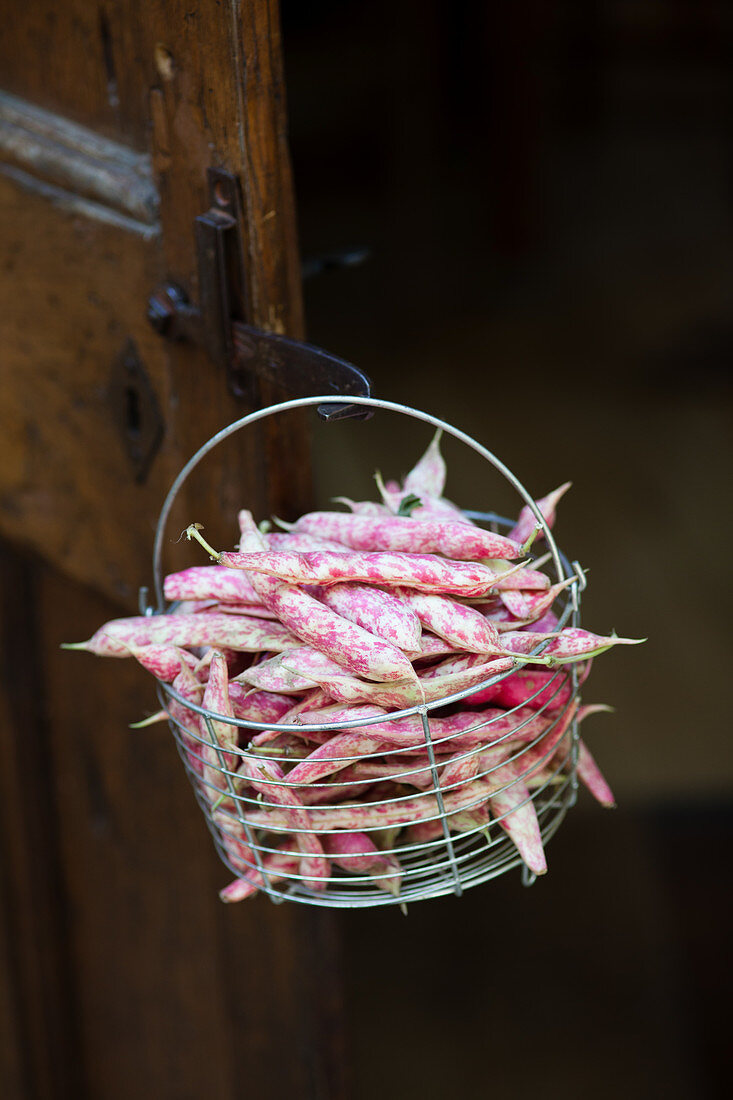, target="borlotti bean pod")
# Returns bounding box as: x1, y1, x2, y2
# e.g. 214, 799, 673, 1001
141, 395, 595, 908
